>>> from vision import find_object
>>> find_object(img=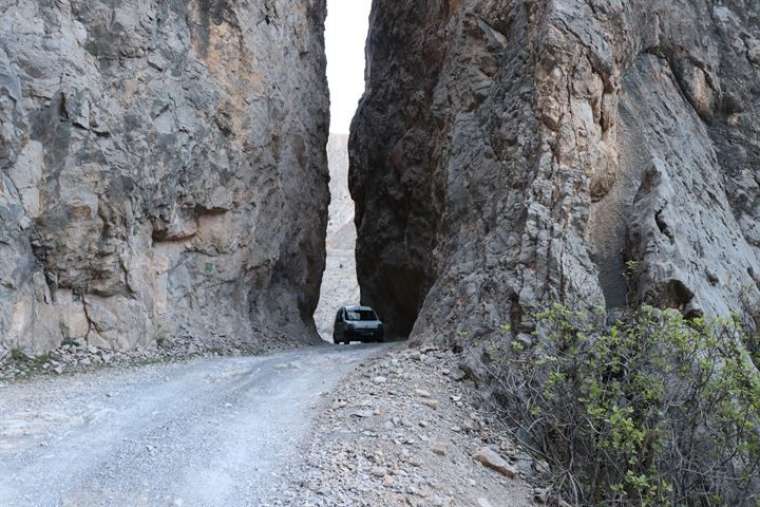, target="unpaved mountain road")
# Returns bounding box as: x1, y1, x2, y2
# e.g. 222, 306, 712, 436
0, 344, 391, 507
